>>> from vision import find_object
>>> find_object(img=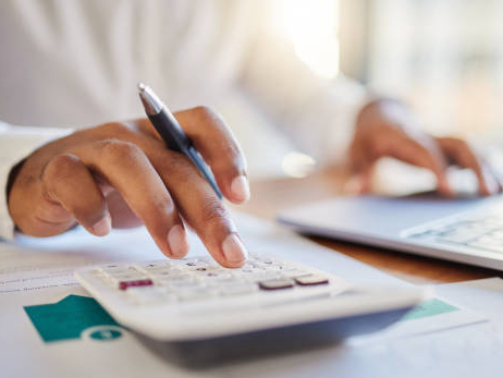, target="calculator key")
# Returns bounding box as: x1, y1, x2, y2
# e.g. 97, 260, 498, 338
101, 264, 129, 270
220, 283, 258, 296
102, 266, 138, 275
207, 277, 249, 287
128, 287, 177, 305
192, 256, 219, 267
167, 280, 204, 289
155, 278, 193, 287
119, 279, 153, 290
259, 279, 295, 291
204, 271, 233, 280
294, 275, 329, 286
108, 272, 148, 281
249, 272, 282, 282
177, 288, 216, 302
281, 269, 312, 279
148, 269, 183, 279
135, 261, 171, 270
